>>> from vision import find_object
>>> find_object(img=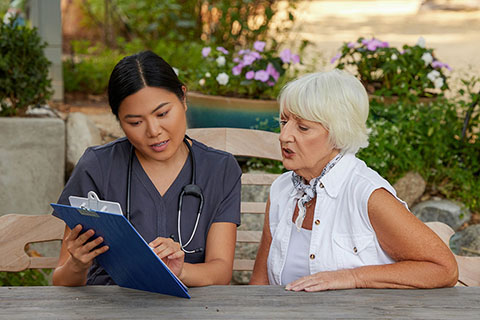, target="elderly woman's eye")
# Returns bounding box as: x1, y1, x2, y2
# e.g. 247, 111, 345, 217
299, 125, 309, 131
280, 120, 287, 126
